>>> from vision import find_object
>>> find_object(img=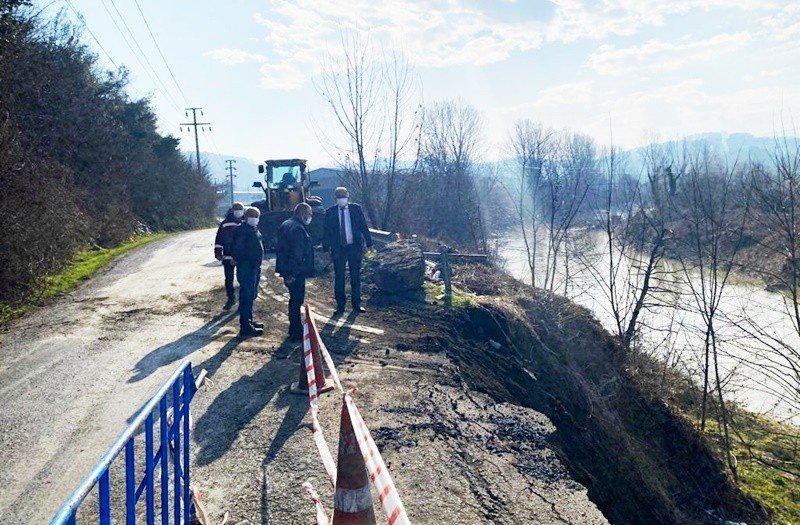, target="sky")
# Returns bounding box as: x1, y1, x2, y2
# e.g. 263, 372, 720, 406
47, 0, 800, 179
